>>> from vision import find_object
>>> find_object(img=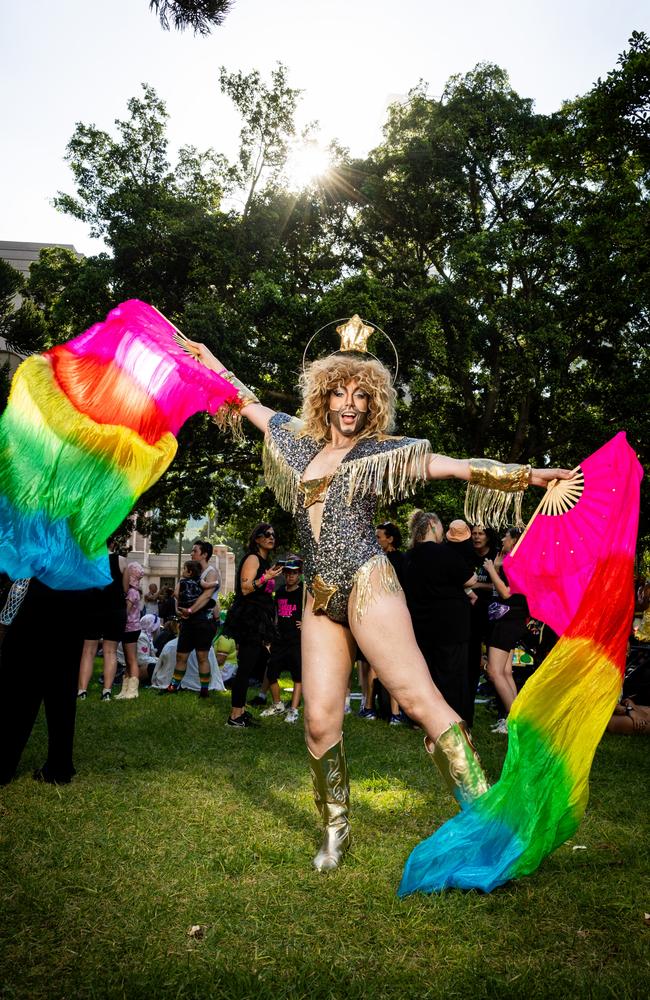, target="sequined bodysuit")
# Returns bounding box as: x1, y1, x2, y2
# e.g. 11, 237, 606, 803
264, 413, 432, 625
